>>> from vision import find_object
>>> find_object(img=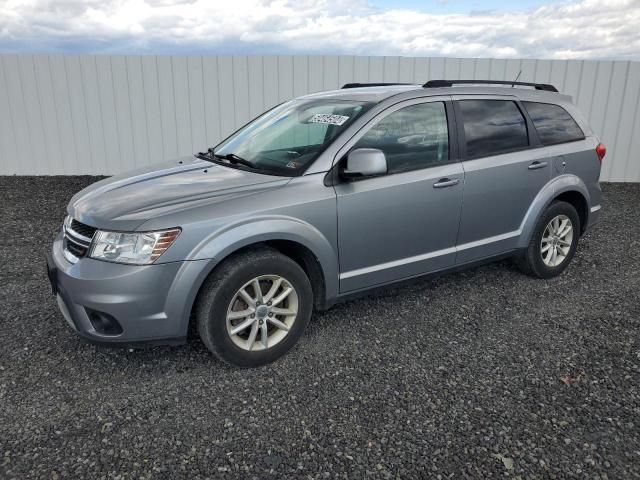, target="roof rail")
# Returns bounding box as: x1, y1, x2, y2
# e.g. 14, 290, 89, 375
423, 79, 558, 92
341, 82, 413, 89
